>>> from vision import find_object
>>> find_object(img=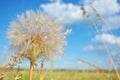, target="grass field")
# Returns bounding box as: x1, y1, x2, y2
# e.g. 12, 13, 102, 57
0, 69, 119, 80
